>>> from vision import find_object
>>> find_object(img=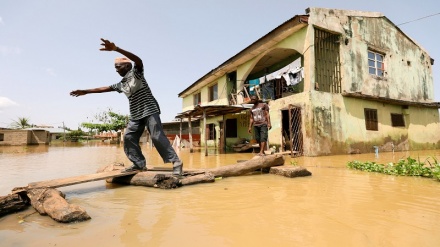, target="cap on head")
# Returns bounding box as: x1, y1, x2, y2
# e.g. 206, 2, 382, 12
114, 57, 131, 64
